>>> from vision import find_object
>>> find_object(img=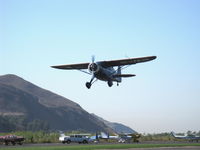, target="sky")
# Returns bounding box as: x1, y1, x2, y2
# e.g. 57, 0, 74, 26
0, 0, 200, 133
